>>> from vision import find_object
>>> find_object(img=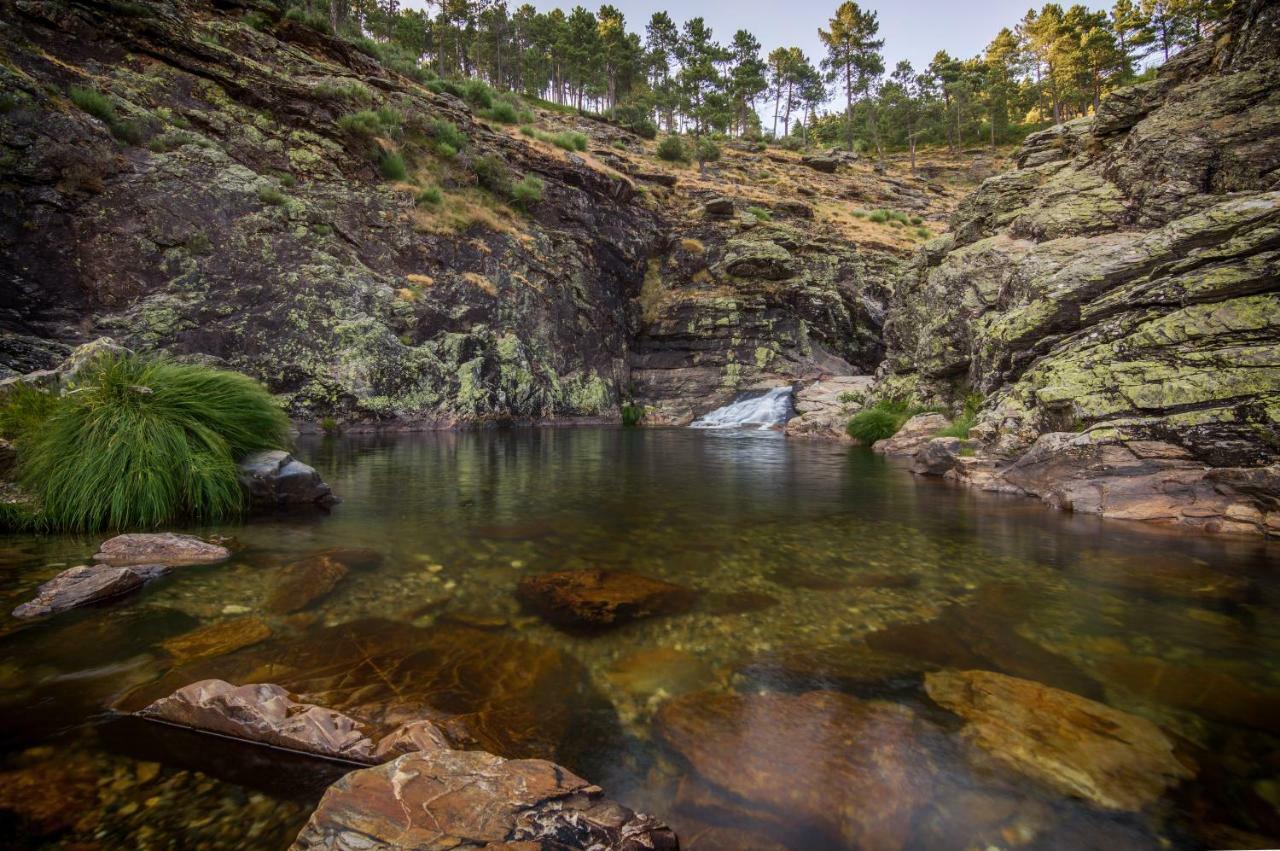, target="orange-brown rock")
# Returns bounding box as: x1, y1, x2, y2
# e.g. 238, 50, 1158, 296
925, 670, 1195, 811
516, 568, 694, 629
266, 554, 349, 614
160, 616, 272, 663
1098, 655, 1280, 733
654, 690, 935, 850
289, 748, 678, 851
